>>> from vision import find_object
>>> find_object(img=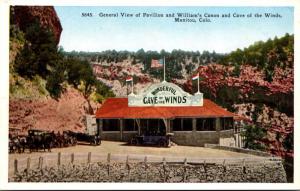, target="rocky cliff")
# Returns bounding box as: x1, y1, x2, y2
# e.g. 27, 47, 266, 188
11, 6, 62, 44
9, 6, 97, 134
